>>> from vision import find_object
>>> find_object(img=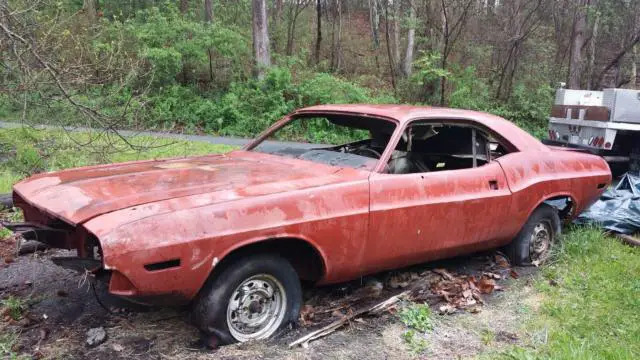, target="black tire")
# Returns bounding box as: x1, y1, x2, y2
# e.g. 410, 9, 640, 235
192, 253, 302, 345
505, 204, 561, 266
